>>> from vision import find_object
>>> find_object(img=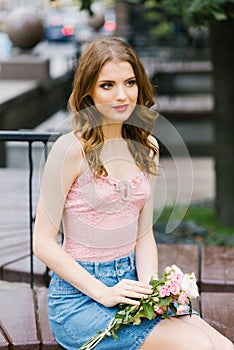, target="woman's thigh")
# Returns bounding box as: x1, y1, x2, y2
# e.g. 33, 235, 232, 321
140, 315, 234, 350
